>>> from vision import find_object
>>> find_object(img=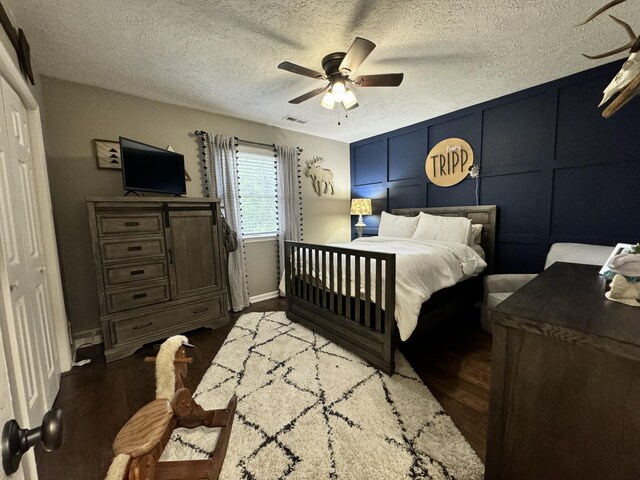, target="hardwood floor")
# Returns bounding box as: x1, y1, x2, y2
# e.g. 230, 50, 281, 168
37, 298, 491, 479
401, 310, 492, 461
